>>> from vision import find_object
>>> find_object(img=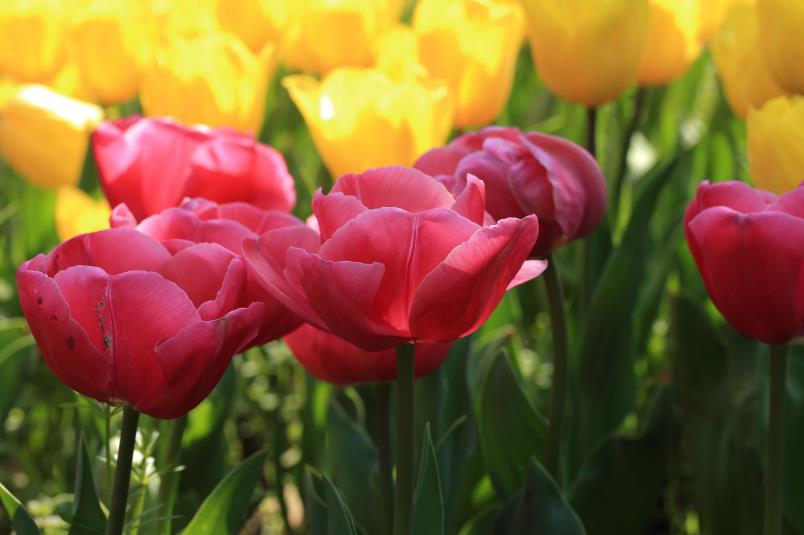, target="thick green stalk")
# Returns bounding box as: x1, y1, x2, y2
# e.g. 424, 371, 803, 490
543, 255, 569, 484
156, 415, 187, 535
765, 344, 787, 535
393, 343, 415, 535
376, 383, 394, 535
105, 406, 140, 535
586, 106, 598, 159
